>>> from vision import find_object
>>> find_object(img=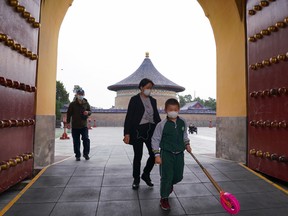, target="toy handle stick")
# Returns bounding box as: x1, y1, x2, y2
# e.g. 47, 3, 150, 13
189, 152, 241, 215
189, 152, 223, 193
